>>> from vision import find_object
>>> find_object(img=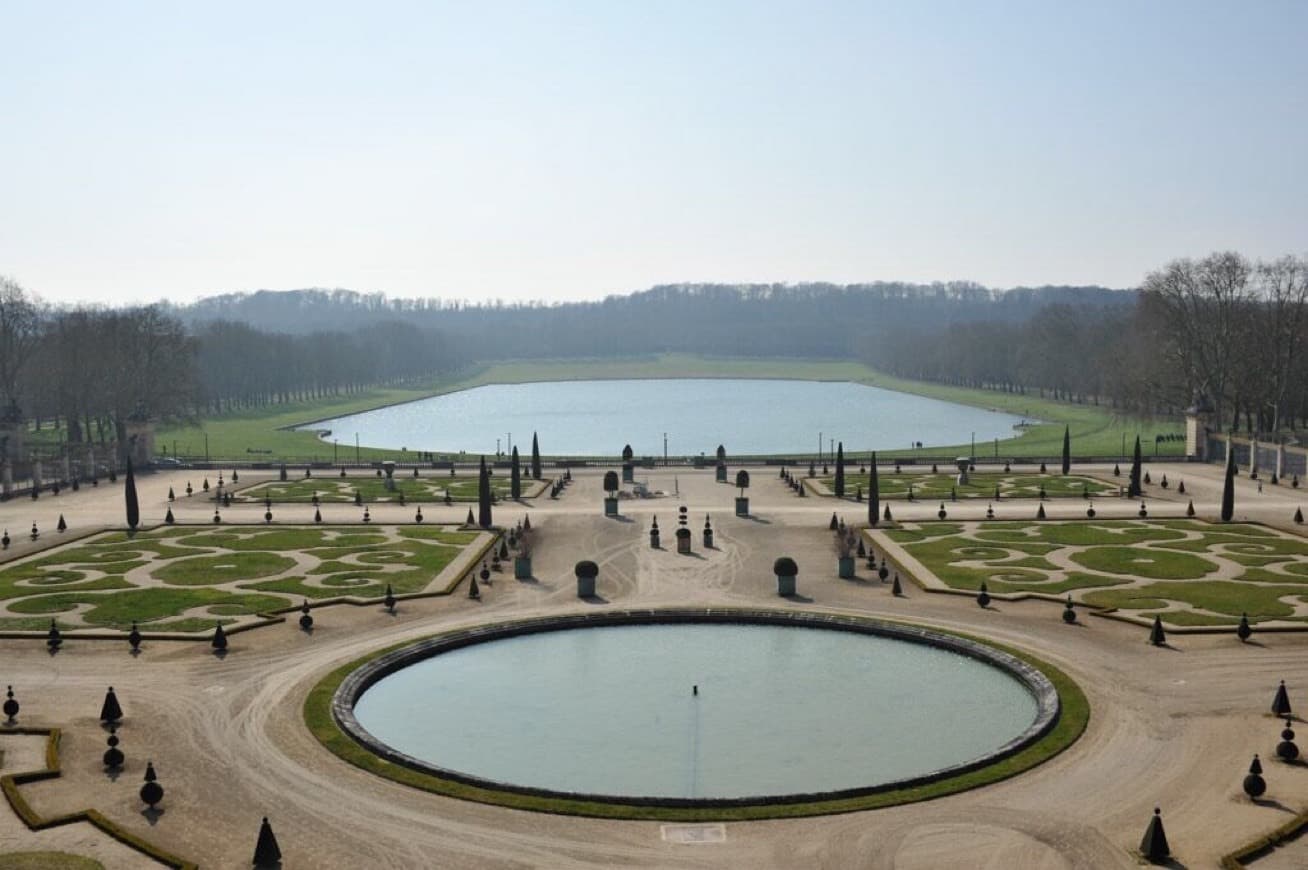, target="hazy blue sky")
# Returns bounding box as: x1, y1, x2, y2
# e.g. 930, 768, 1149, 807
3, 1, 1305, 306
